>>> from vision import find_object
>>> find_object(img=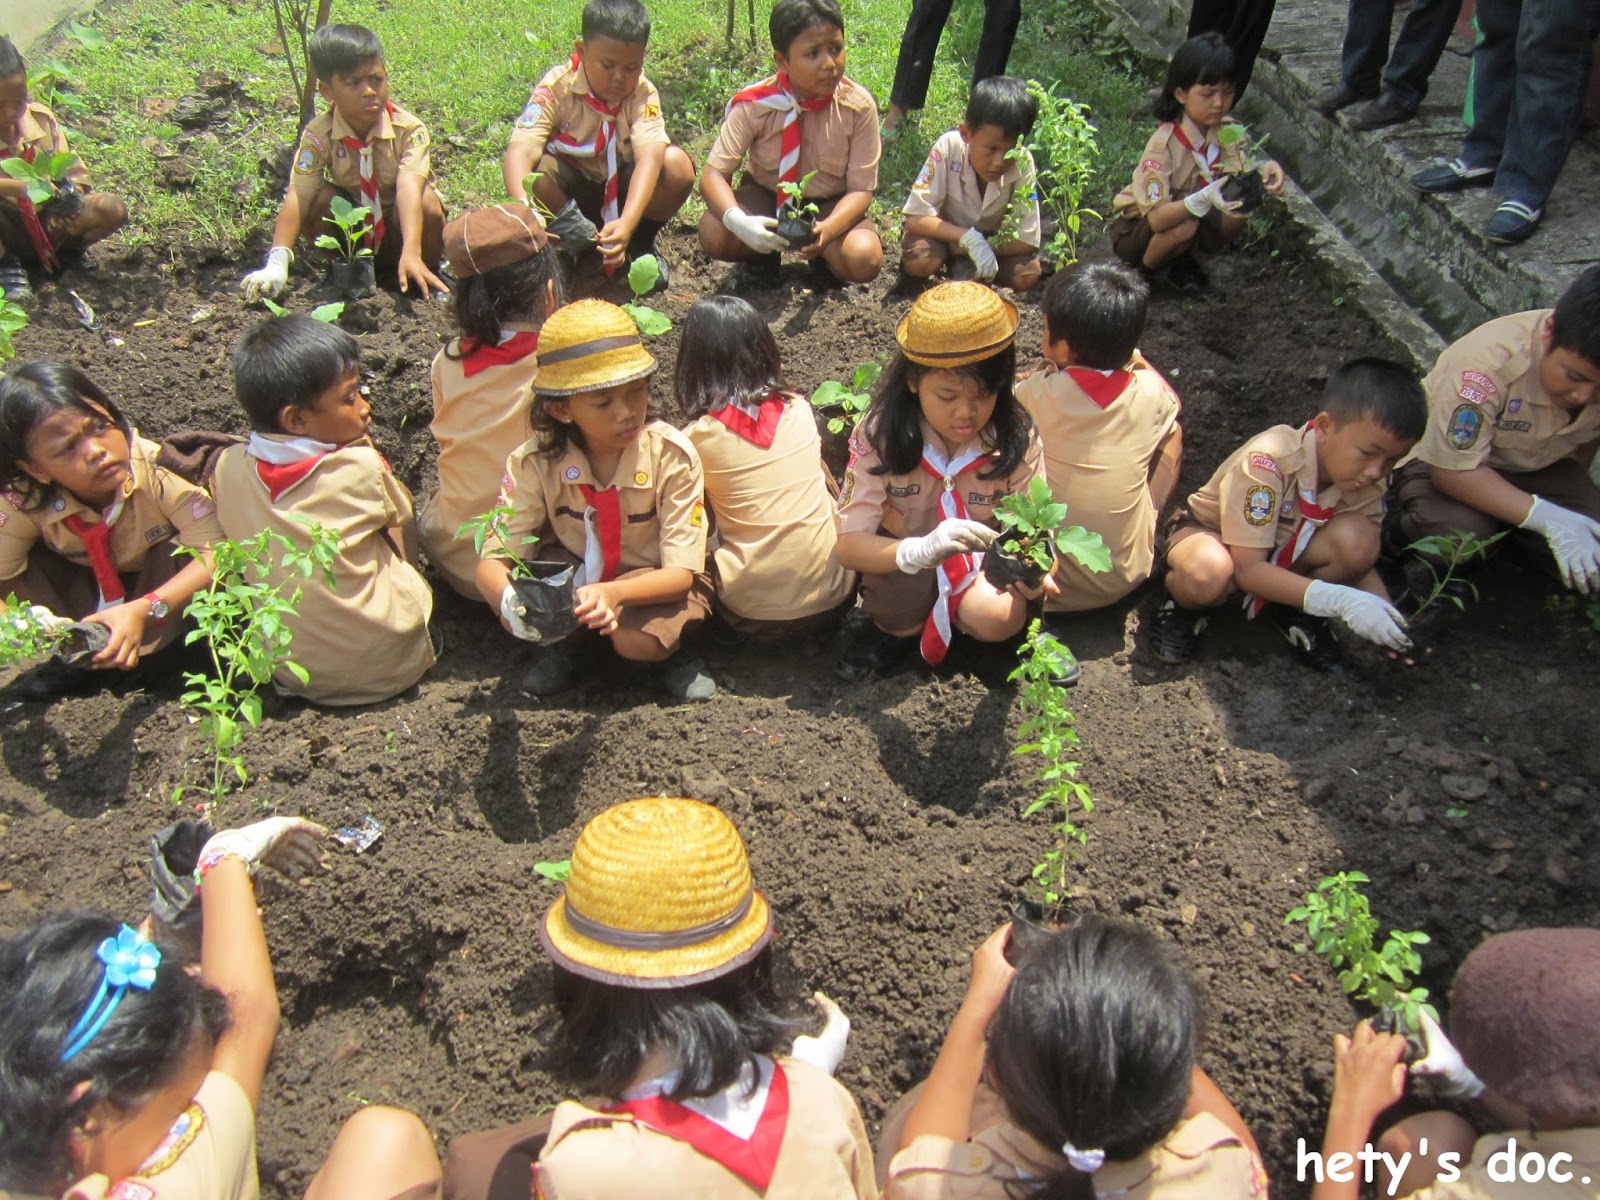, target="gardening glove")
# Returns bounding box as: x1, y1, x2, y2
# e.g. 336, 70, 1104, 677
499, 584, 544, 643
241, 246, 293, 300
722, 206, 788, 255
895, 518, 998, 574
790, 991, 851, 1076
546, 200, 599, 257
9, 604, 70, 634
957, 227, 999, 280
1182, 179, 1242, 219
1519, 496, 1600, 594
148, 819, 214, 926
1410, 1010, 1485, 1099
1302, 580, 1411, 651
196, 817, 329, 882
